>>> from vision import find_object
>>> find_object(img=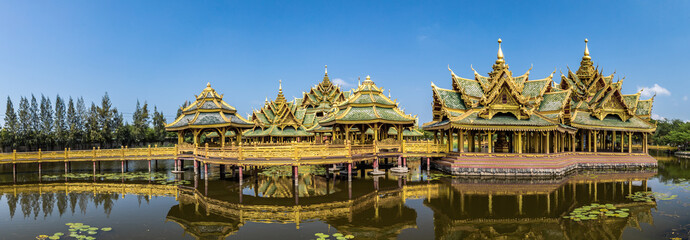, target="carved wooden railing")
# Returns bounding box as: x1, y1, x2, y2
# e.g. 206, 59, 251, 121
0, 140, 449, 164
0, 145, 176, 164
